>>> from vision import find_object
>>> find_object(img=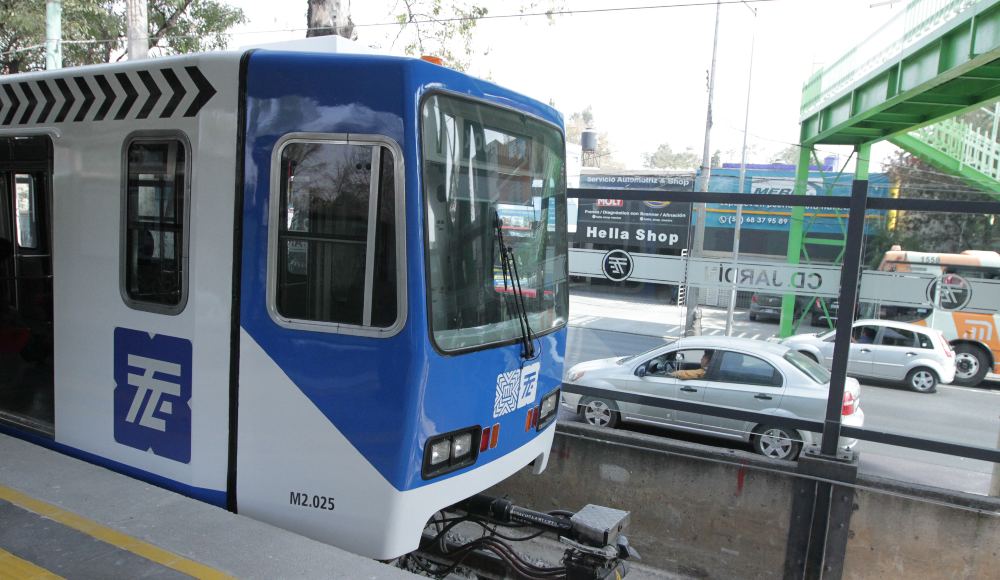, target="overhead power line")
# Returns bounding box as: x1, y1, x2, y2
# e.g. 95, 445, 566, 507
0, 0, 787, 59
